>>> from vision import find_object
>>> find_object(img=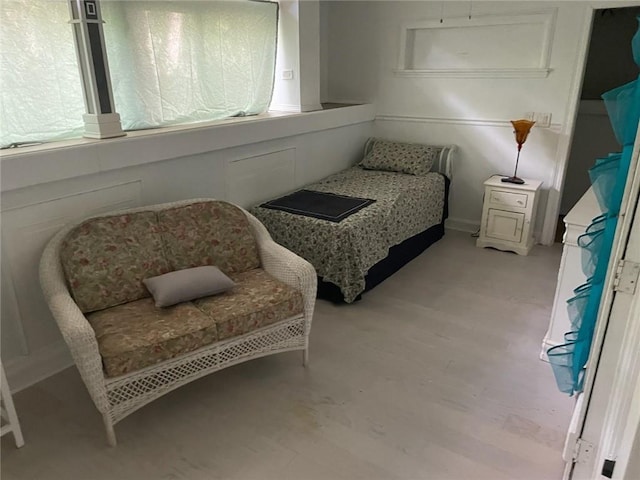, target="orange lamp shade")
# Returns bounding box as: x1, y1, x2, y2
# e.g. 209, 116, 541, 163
511, 119, 536, 149
501, 119, 536, 185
